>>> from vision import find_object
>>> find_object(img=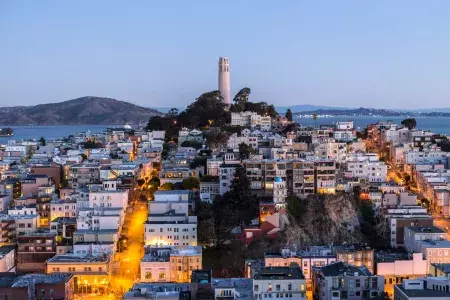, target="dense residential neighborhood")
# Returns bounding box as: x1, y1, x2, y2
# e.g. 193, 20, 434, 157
0, 91, 448, 300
